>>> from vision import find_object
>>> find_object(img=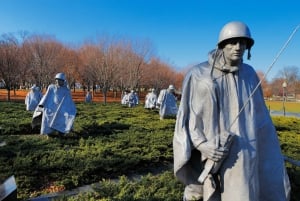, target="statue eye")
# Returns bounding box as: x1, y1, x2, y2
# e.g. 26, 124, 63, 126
227, 38, 247, 46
